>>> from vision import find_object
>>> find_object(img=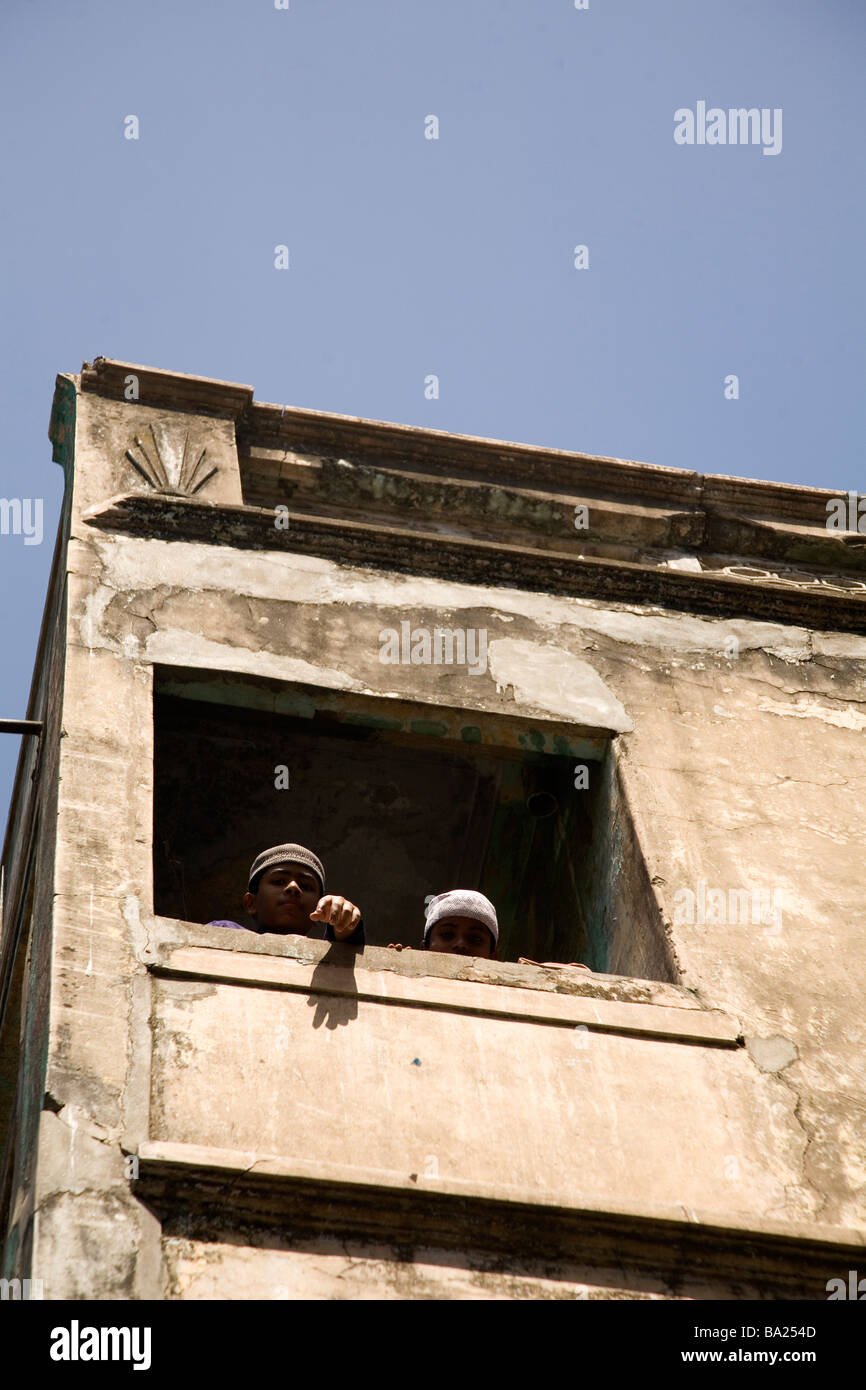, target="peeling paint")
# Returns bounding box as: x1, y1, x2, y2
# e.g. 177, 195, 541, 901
758, 696, 866, 731
142, 630, 365, 692
746, 1036, 799, 1074
487, 638, 633, 733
